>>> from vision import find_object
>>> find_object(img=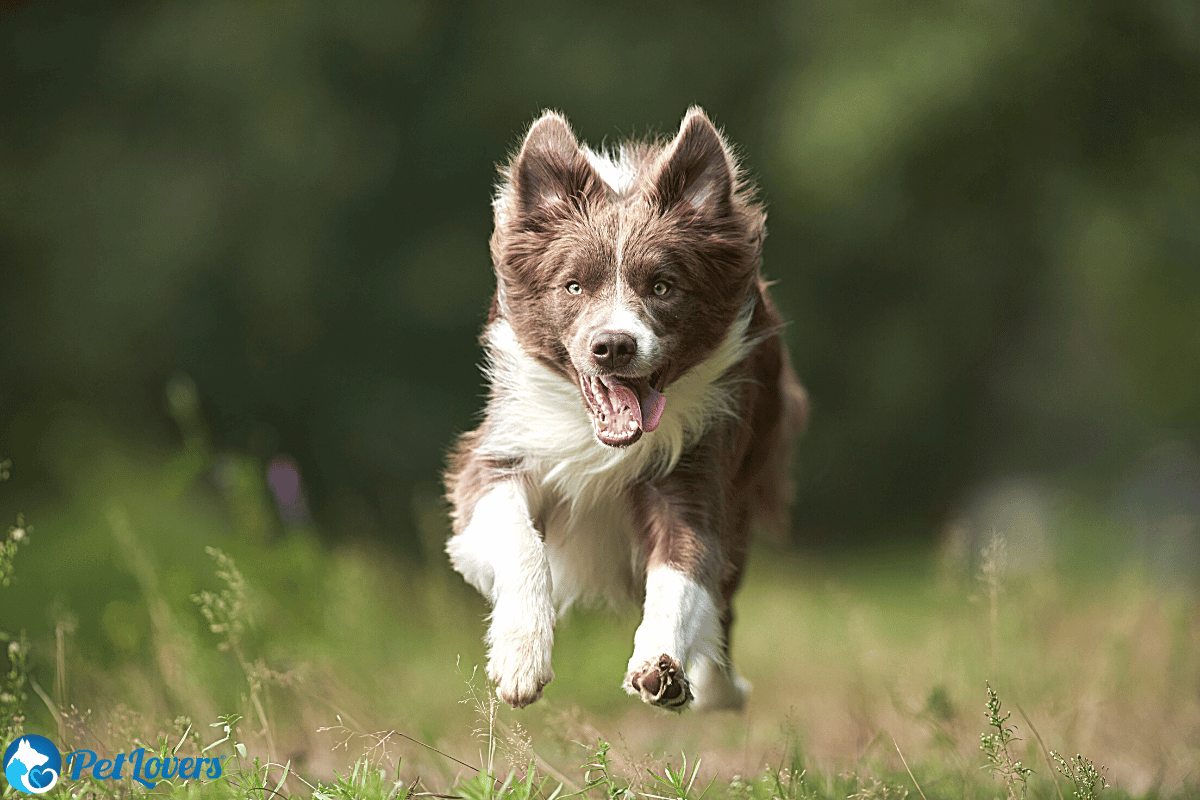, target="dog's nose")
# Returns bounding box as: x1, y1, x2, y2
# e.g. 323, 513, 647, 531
590, 331, 637, 370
